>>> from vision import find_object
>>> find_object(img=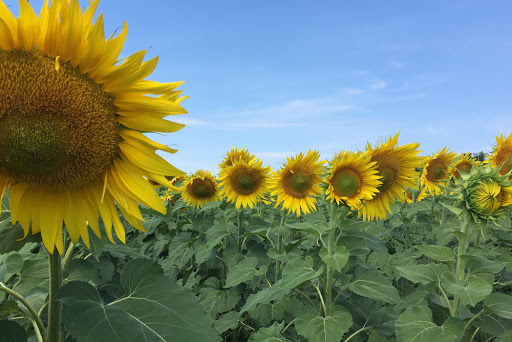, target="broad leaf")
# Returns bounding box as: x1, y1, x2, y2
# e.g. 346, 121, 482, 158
349, 269, 400, 304
199, 287, 240, 316
319, 246, 350, 272
214, 311, 239, 333
249, 322, 289, 342
443, 273, 492, 306
242, 257, 323, 313
225, 256, 259, 287
396, 305, 464, 342
295, 306, 353, 342
415, 245, 455, 262
484, 293, 512, 319
396, 264, 448, 285
0, 320, 27, 342
59, 259, 220, 342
